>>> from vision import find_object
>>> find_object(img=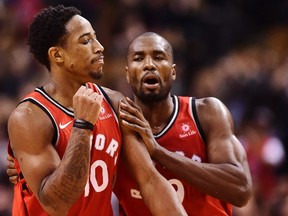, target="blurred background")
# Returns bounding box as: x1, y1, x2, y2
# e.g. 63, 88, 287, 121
0, 0, 288, 215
